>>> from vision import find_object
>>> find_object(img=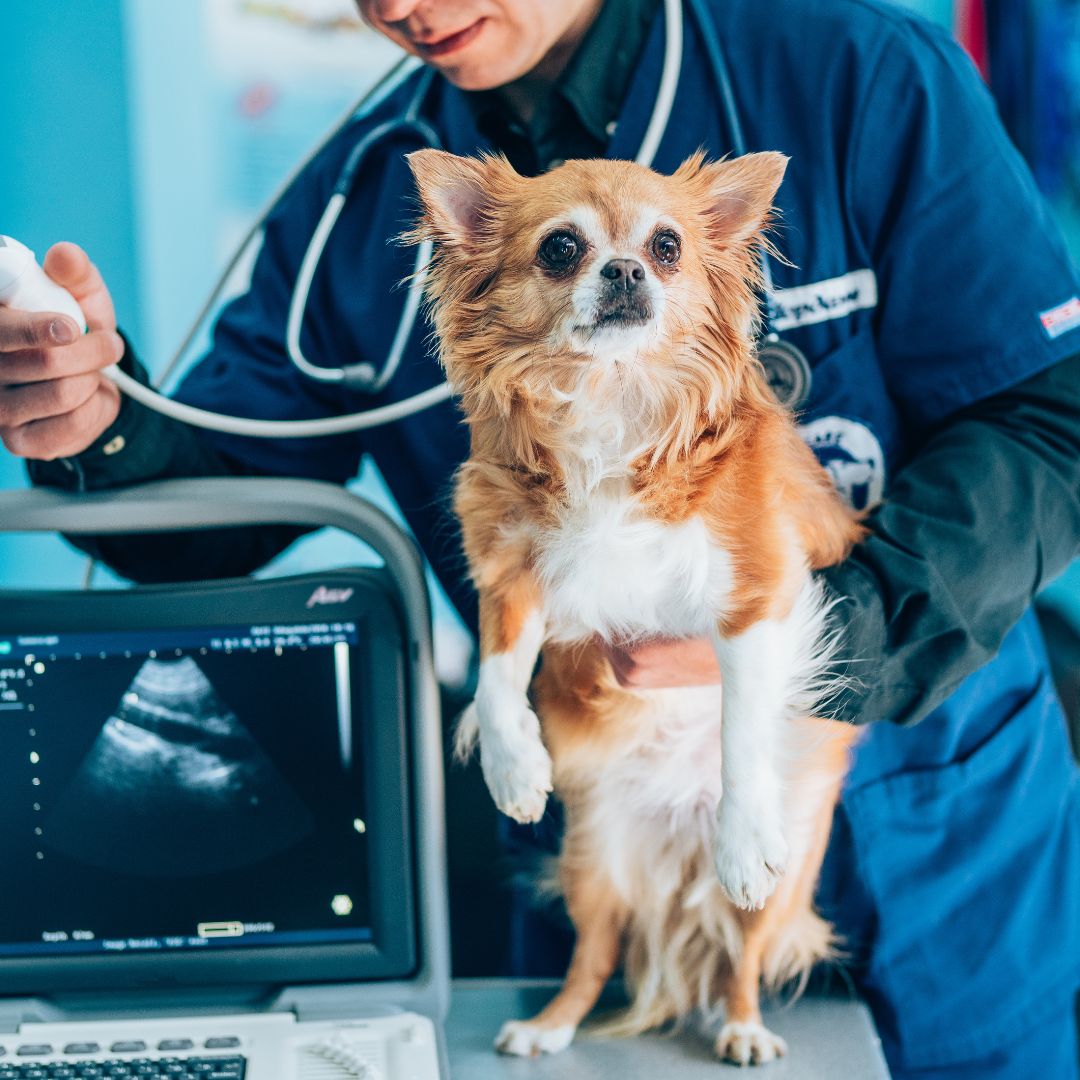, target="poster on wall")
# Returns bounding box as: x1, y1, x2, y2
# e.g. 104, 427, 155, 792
203, 0, 402, 256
